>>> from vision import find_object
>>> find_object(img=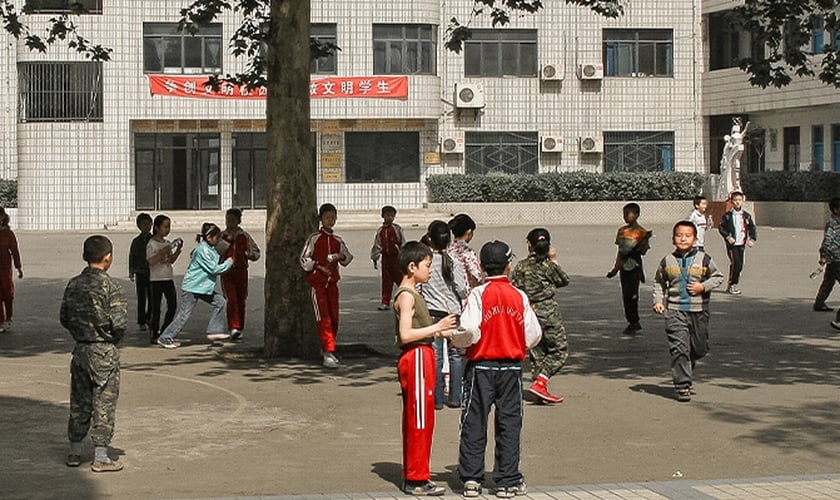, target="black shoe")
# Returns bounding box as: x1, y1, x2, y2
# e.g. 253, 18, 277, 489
622, 322, 642, 336
813, 304, 833, 311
